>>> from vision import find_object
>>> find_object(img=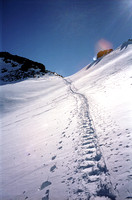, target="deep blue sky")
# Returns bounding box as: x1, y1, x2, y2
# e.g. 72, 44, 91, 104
1, 0, 132, 76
